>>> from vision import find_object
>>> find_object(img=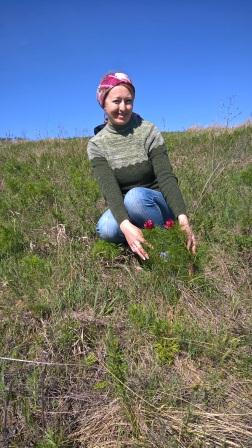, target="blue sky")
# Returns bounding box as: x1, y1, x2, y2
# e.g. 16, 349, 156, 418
0, 0, 251, 139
